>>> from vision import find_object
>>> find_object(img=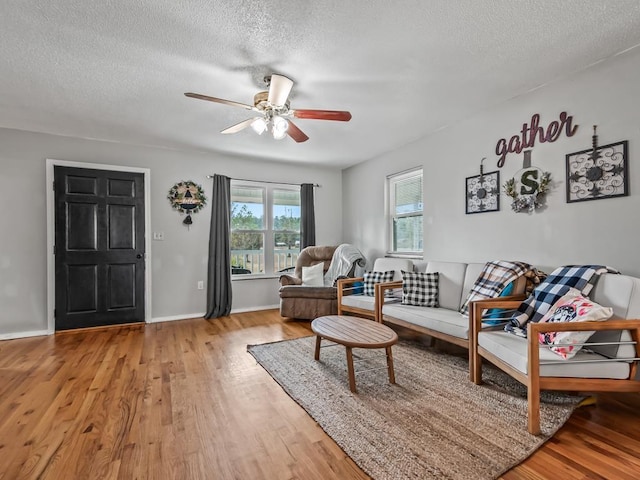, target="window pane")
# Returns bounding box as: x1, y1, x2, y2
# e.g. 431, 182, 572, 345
230, 232, 264, 274
273, 189, 301, 232
231, 186, 264, 230
274, 233, 300, 272
393, 215, 423, 252
394, 176, 423, 215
